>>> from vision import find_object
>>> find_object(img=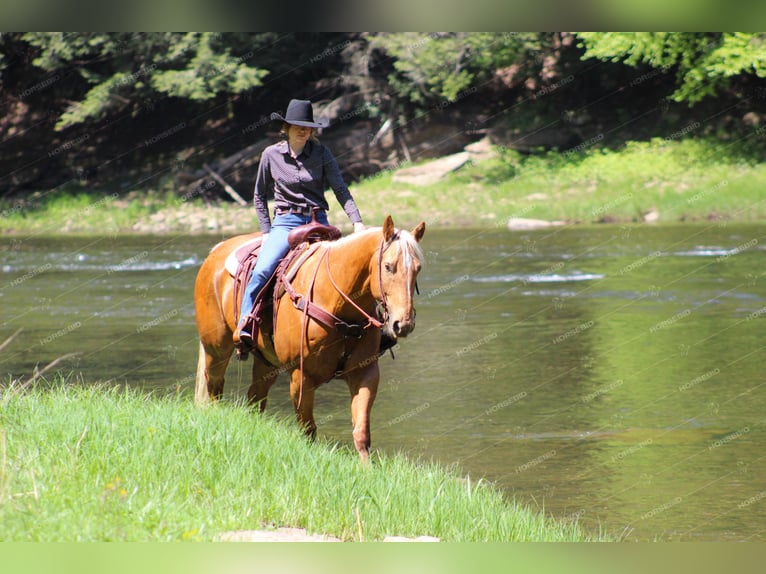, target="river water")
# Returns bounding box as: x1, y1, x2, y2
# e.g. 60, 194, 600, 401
2, 223, 766, 541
